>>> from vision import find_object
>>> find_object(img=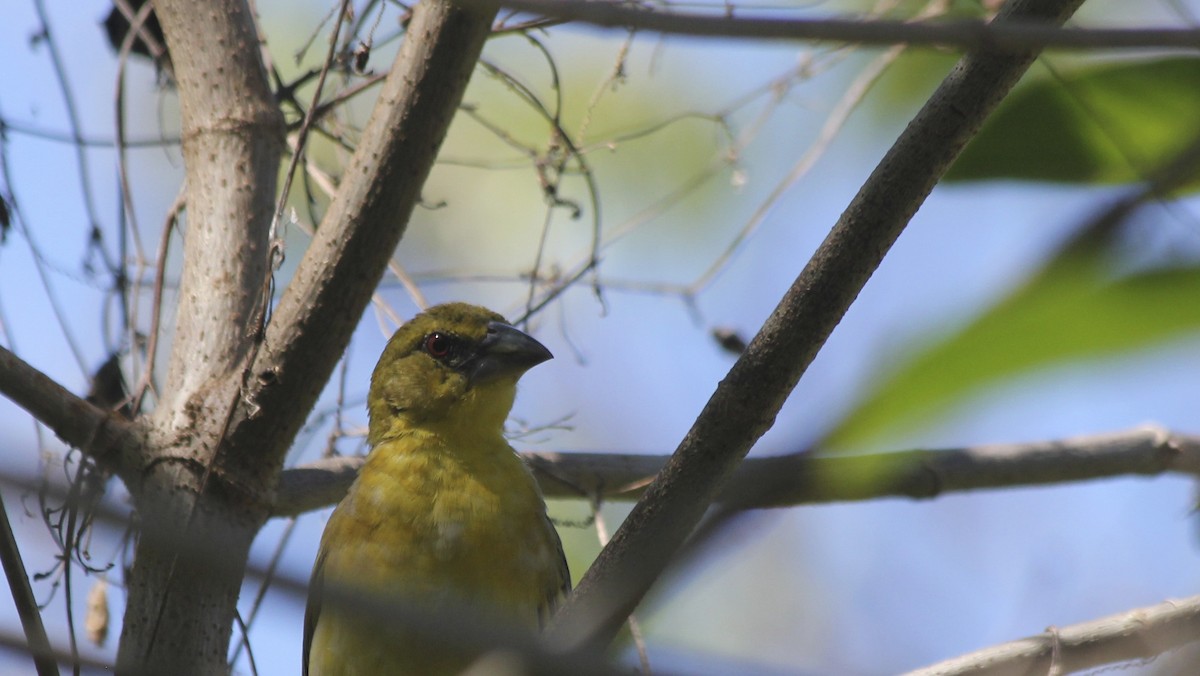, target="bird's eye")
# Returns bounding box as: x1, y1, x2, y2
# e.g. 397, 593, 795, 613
423, 332, 453, 359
